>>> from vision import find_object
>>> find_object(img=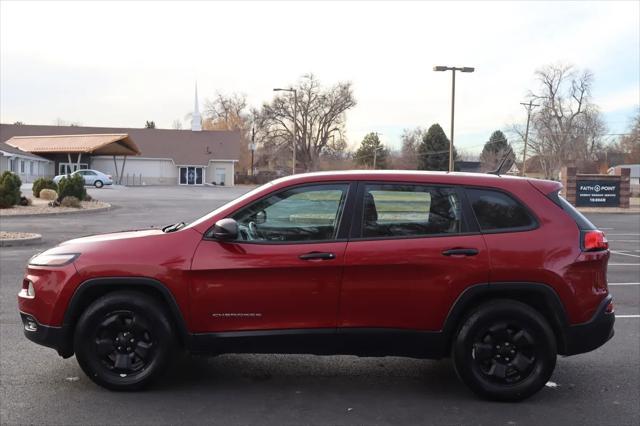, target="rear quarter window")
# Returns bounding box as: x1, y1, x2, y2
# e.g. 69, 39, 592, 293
466, 188, 536, 232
